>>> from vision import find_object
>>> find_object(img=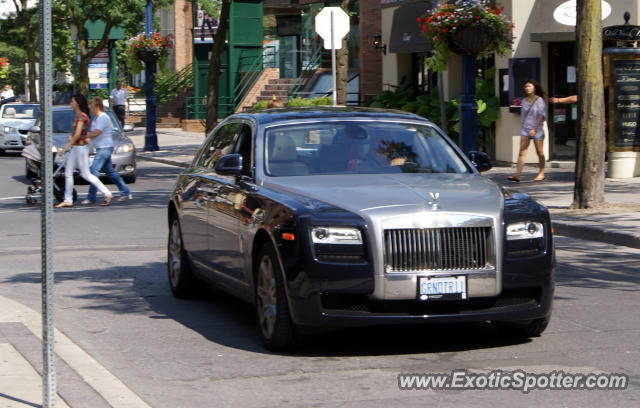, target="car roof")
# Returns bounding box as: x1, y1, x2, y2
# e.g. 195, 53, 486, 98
231, 106, 432, 126
2, 103, 39, 107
